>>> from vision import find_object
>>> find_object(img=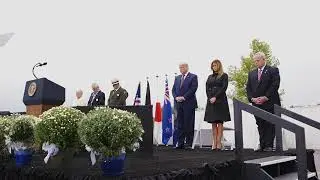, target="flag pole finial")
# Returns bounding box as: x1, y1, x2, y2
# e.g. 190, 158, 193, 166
155, 74, 160, 101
